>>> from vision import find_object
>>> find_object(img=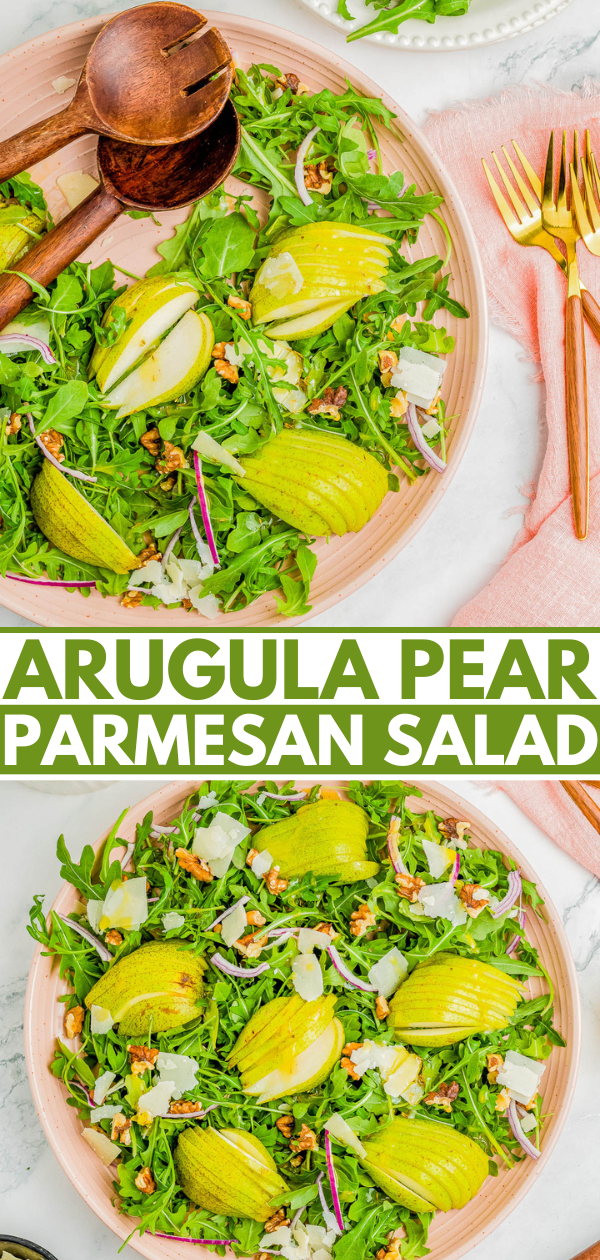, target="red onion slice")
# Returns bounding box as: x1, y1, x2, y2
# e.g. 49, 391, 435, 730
7, 572, 96, 587
295, 125, 320, 207
324, 1132, 345, 1232
327, 943, 377, 993
56, 913, 112, 962
28, 415, 97, 482
210, 950, 270, 979
162, 524, 183, 569
0, 332, 56, 365
492, 870, 522, 919
192, 455, 219, 567
406, 403, 447, 474
256, 790, 307, 802
120, 842, 135, 870
207, 895, 250, 931
152, 1235, 238, 1246
387, 816, 407, 875
507, 1100, 540, 1159
450, 852, 460, 885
